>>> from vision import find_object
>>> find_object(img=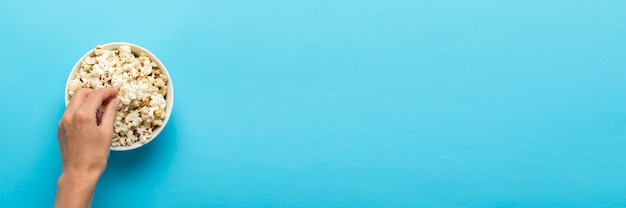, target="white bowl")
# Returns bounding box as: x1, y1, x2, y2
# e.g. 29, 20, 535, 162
65, 42, 174, 151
